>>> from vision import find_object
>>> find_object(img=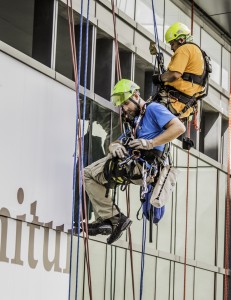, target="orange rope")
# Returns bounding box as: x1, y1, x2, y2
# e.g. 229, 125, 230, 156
224, 60, 231, 300
183, 120, 191, 300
